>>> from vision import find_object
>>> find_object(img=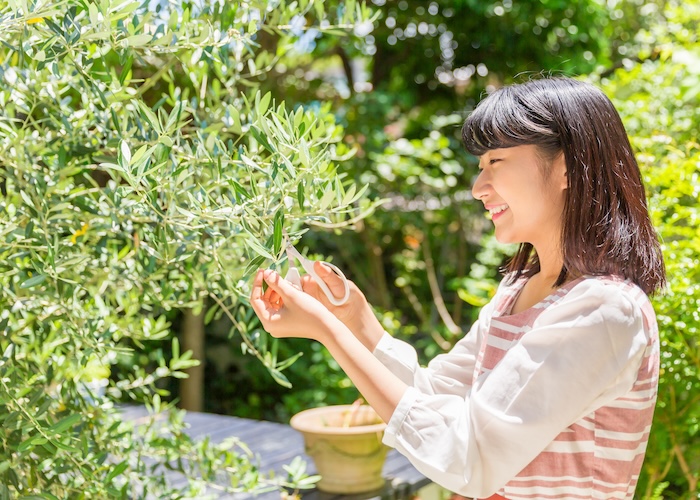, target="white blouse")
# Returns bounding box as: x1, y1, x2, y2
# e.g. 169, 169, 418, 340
373, 276, 659, 499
